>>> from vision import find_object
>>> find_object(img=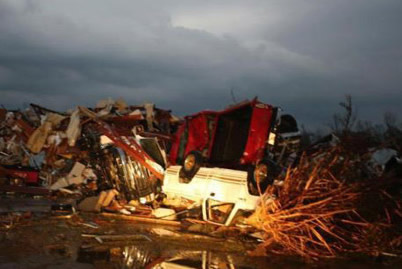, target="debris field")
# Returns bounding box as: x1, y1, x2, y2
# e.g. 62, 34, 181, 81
0, 98, 401, 267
